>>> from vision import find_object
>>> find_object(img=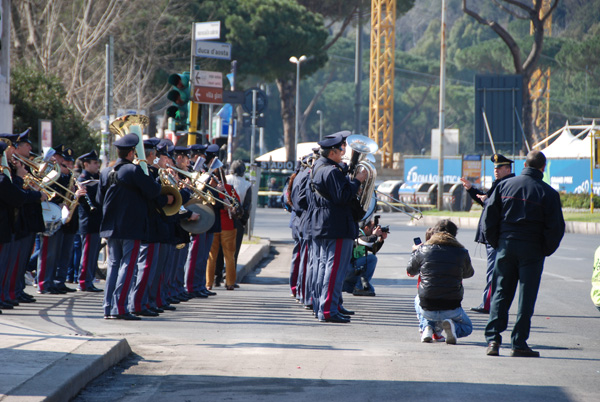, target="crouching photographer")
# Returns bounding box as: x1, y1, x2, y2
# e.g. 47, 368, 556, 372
343, 216, 388, 296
